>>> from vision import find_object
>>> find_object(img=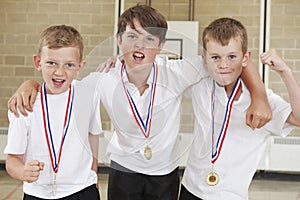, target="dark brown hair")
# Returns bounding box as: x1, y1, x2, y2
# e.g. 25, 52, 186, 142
117, 4, 168, 44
